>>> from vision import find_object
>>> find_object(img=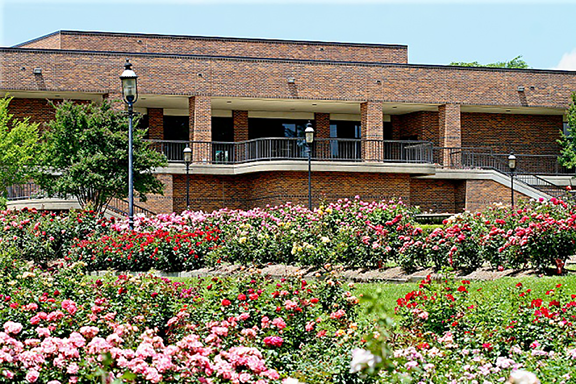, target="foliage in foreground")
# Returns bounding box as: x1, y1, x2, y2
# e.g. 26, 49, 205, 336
356, 274, 576, 383
36, 100, 167, 213
0, 96, 40, 197
0, 255, 366, 383
558, 92, 576, 170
